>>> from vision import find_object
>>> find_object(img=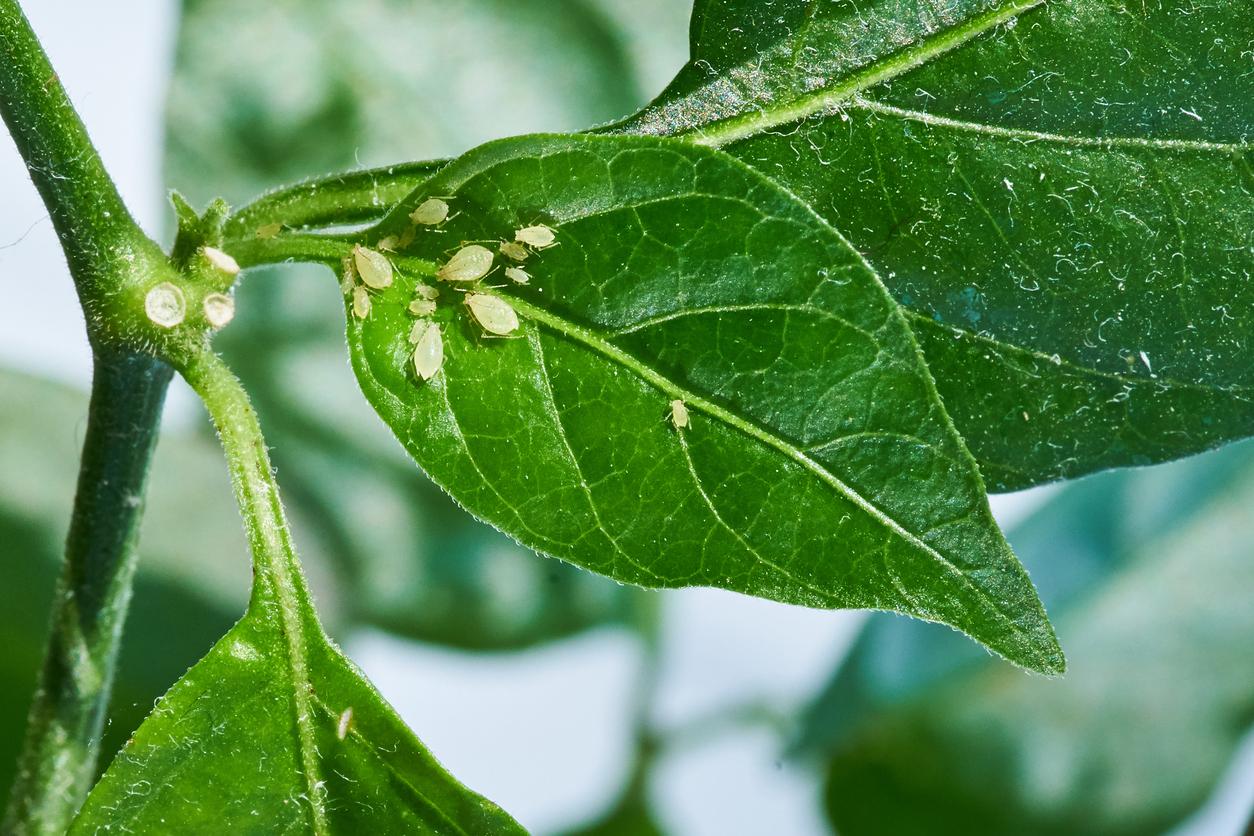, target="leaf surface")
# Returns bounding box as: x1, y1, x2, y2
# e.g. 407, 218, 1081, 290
345, 132, 1061, 672
618, 0, 1254, 489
